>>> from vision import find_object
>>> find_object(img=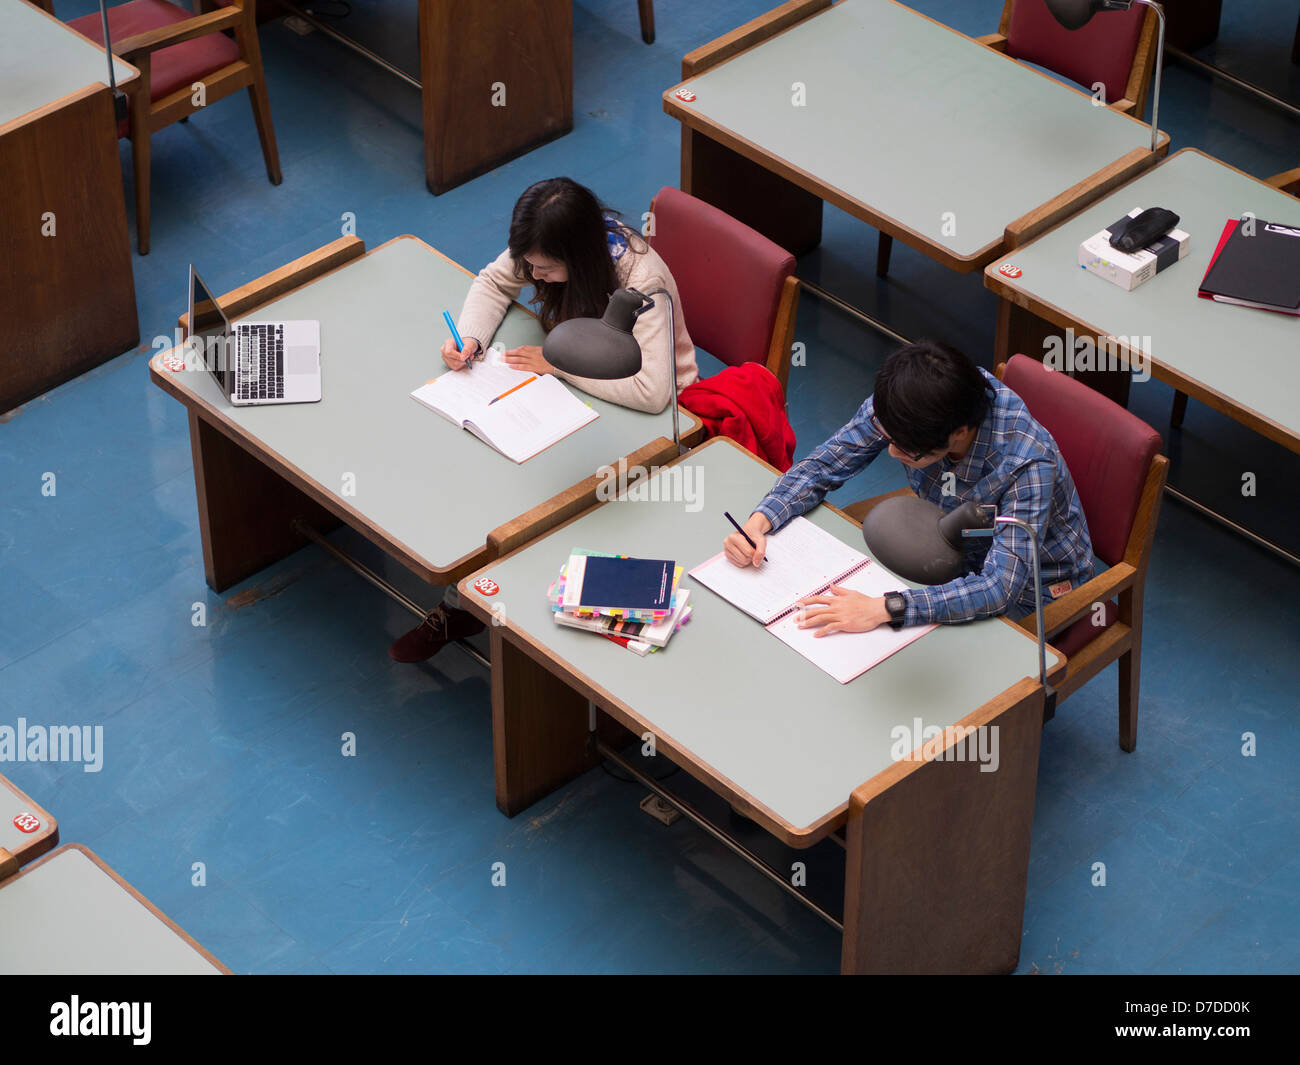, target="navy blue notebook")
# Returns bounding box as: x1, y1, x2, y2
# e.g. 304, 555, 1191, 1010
568, 555, 676, 611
